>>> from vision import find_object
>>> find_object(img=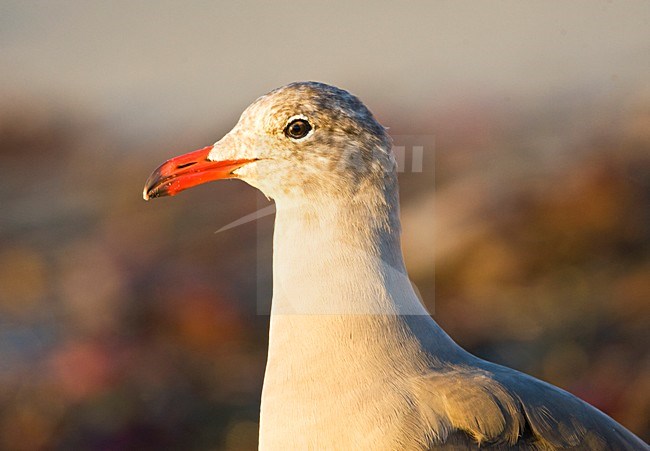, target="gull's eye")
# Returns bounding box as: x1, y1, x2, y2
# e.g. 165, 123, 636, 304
284, 118, 312, 140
